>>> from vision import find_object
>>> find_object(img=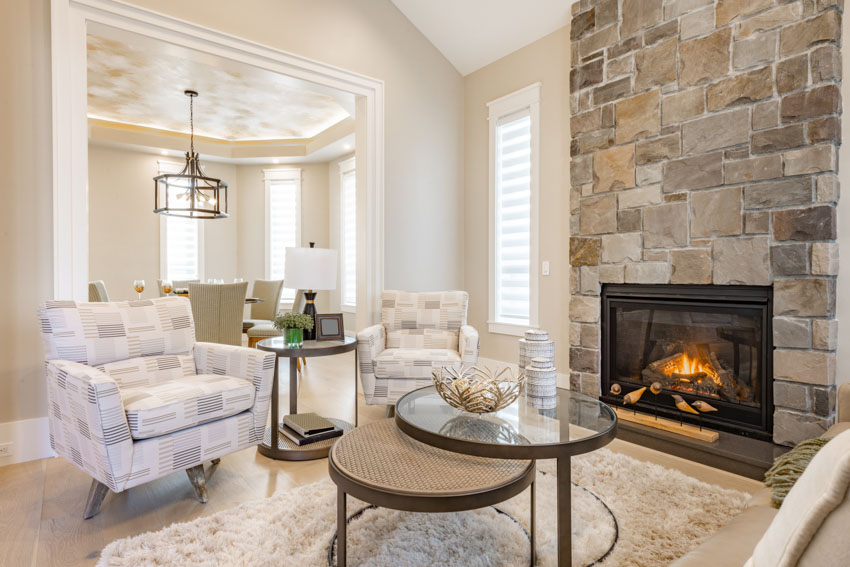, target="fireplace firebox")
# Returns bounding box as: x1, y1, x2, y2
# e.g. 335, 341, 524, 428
601, 284, 773, 440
